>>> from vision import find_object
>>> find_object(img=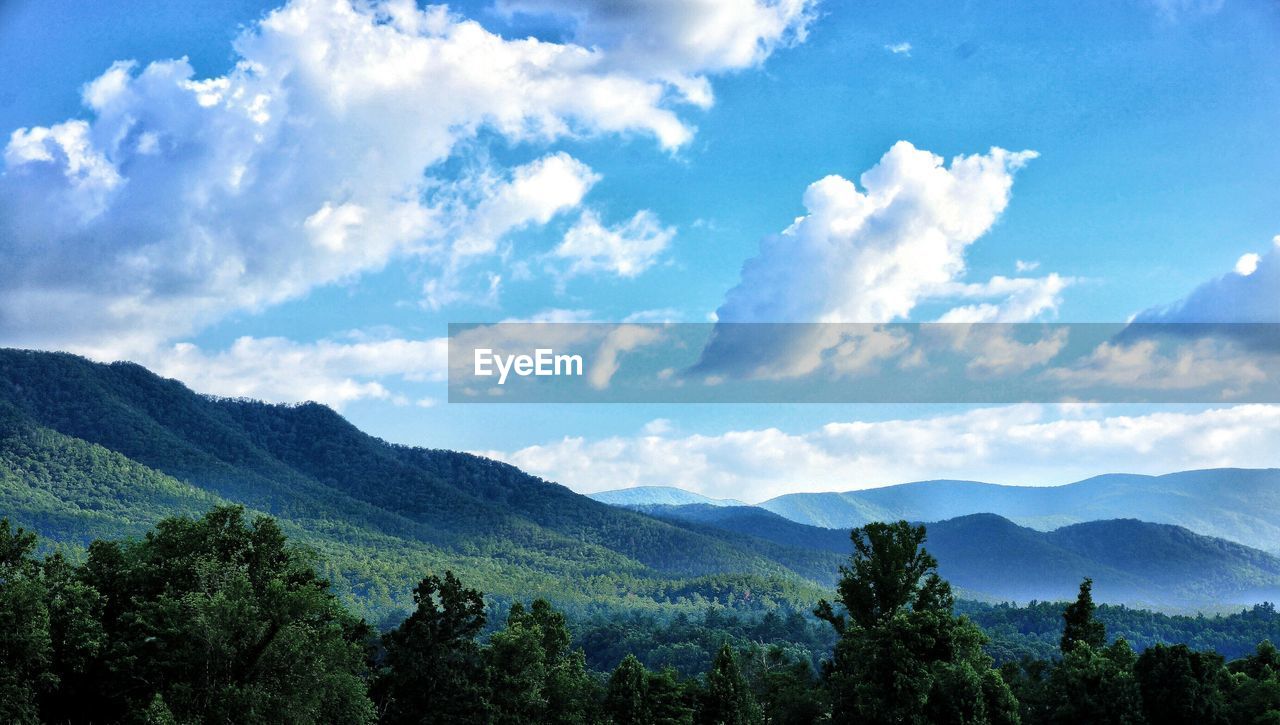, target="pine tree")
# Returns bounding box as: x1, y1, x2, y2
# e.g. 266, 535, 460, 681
698, 644, 761, 725
604, 655, 651, 725
1061, 578, 1107, 654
